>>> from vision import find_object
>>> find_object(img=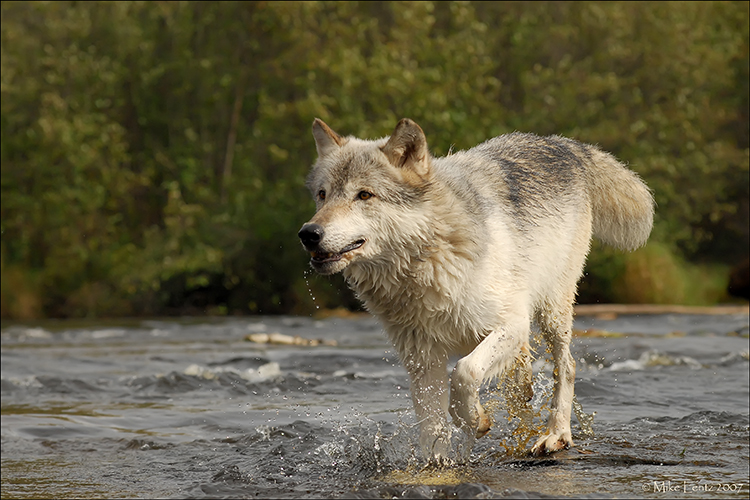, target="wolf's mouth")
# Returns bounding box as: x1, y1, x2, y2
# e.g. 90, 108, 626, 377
310, 239, 365, 263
